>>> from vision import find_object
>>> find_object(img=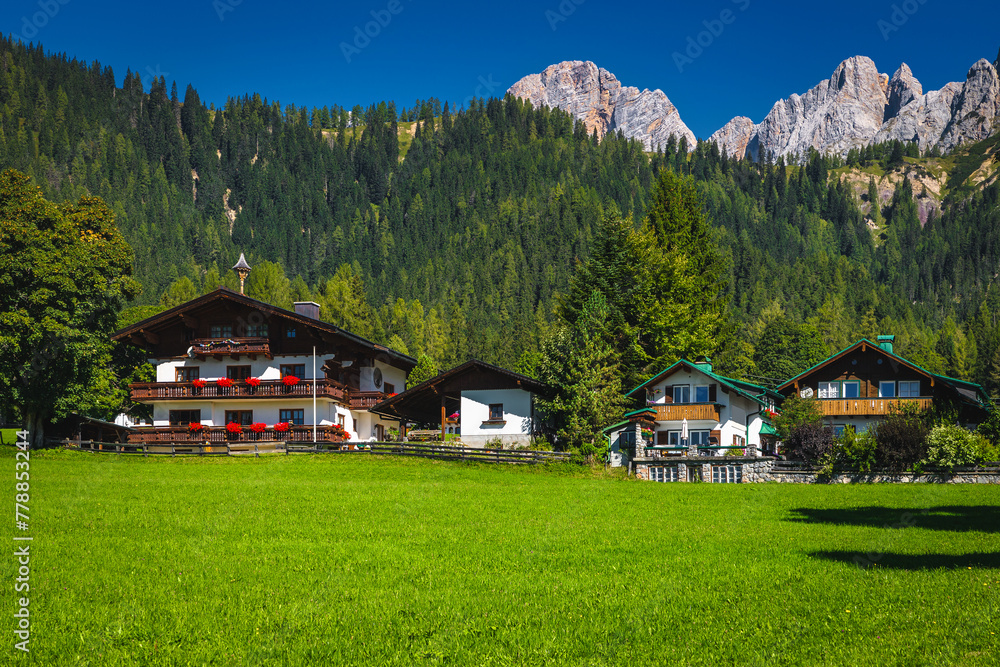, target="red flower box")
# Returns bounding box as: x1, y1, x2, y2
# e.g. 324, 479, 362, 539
217, 377, 234, 388
246, 377, 261, 387
273, 422, 290, 433
250, 422, 266, 433
192, 379, 206, 388
188, 422, 203, 432
282, 375, 300, 387
225, 422, 242, 434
